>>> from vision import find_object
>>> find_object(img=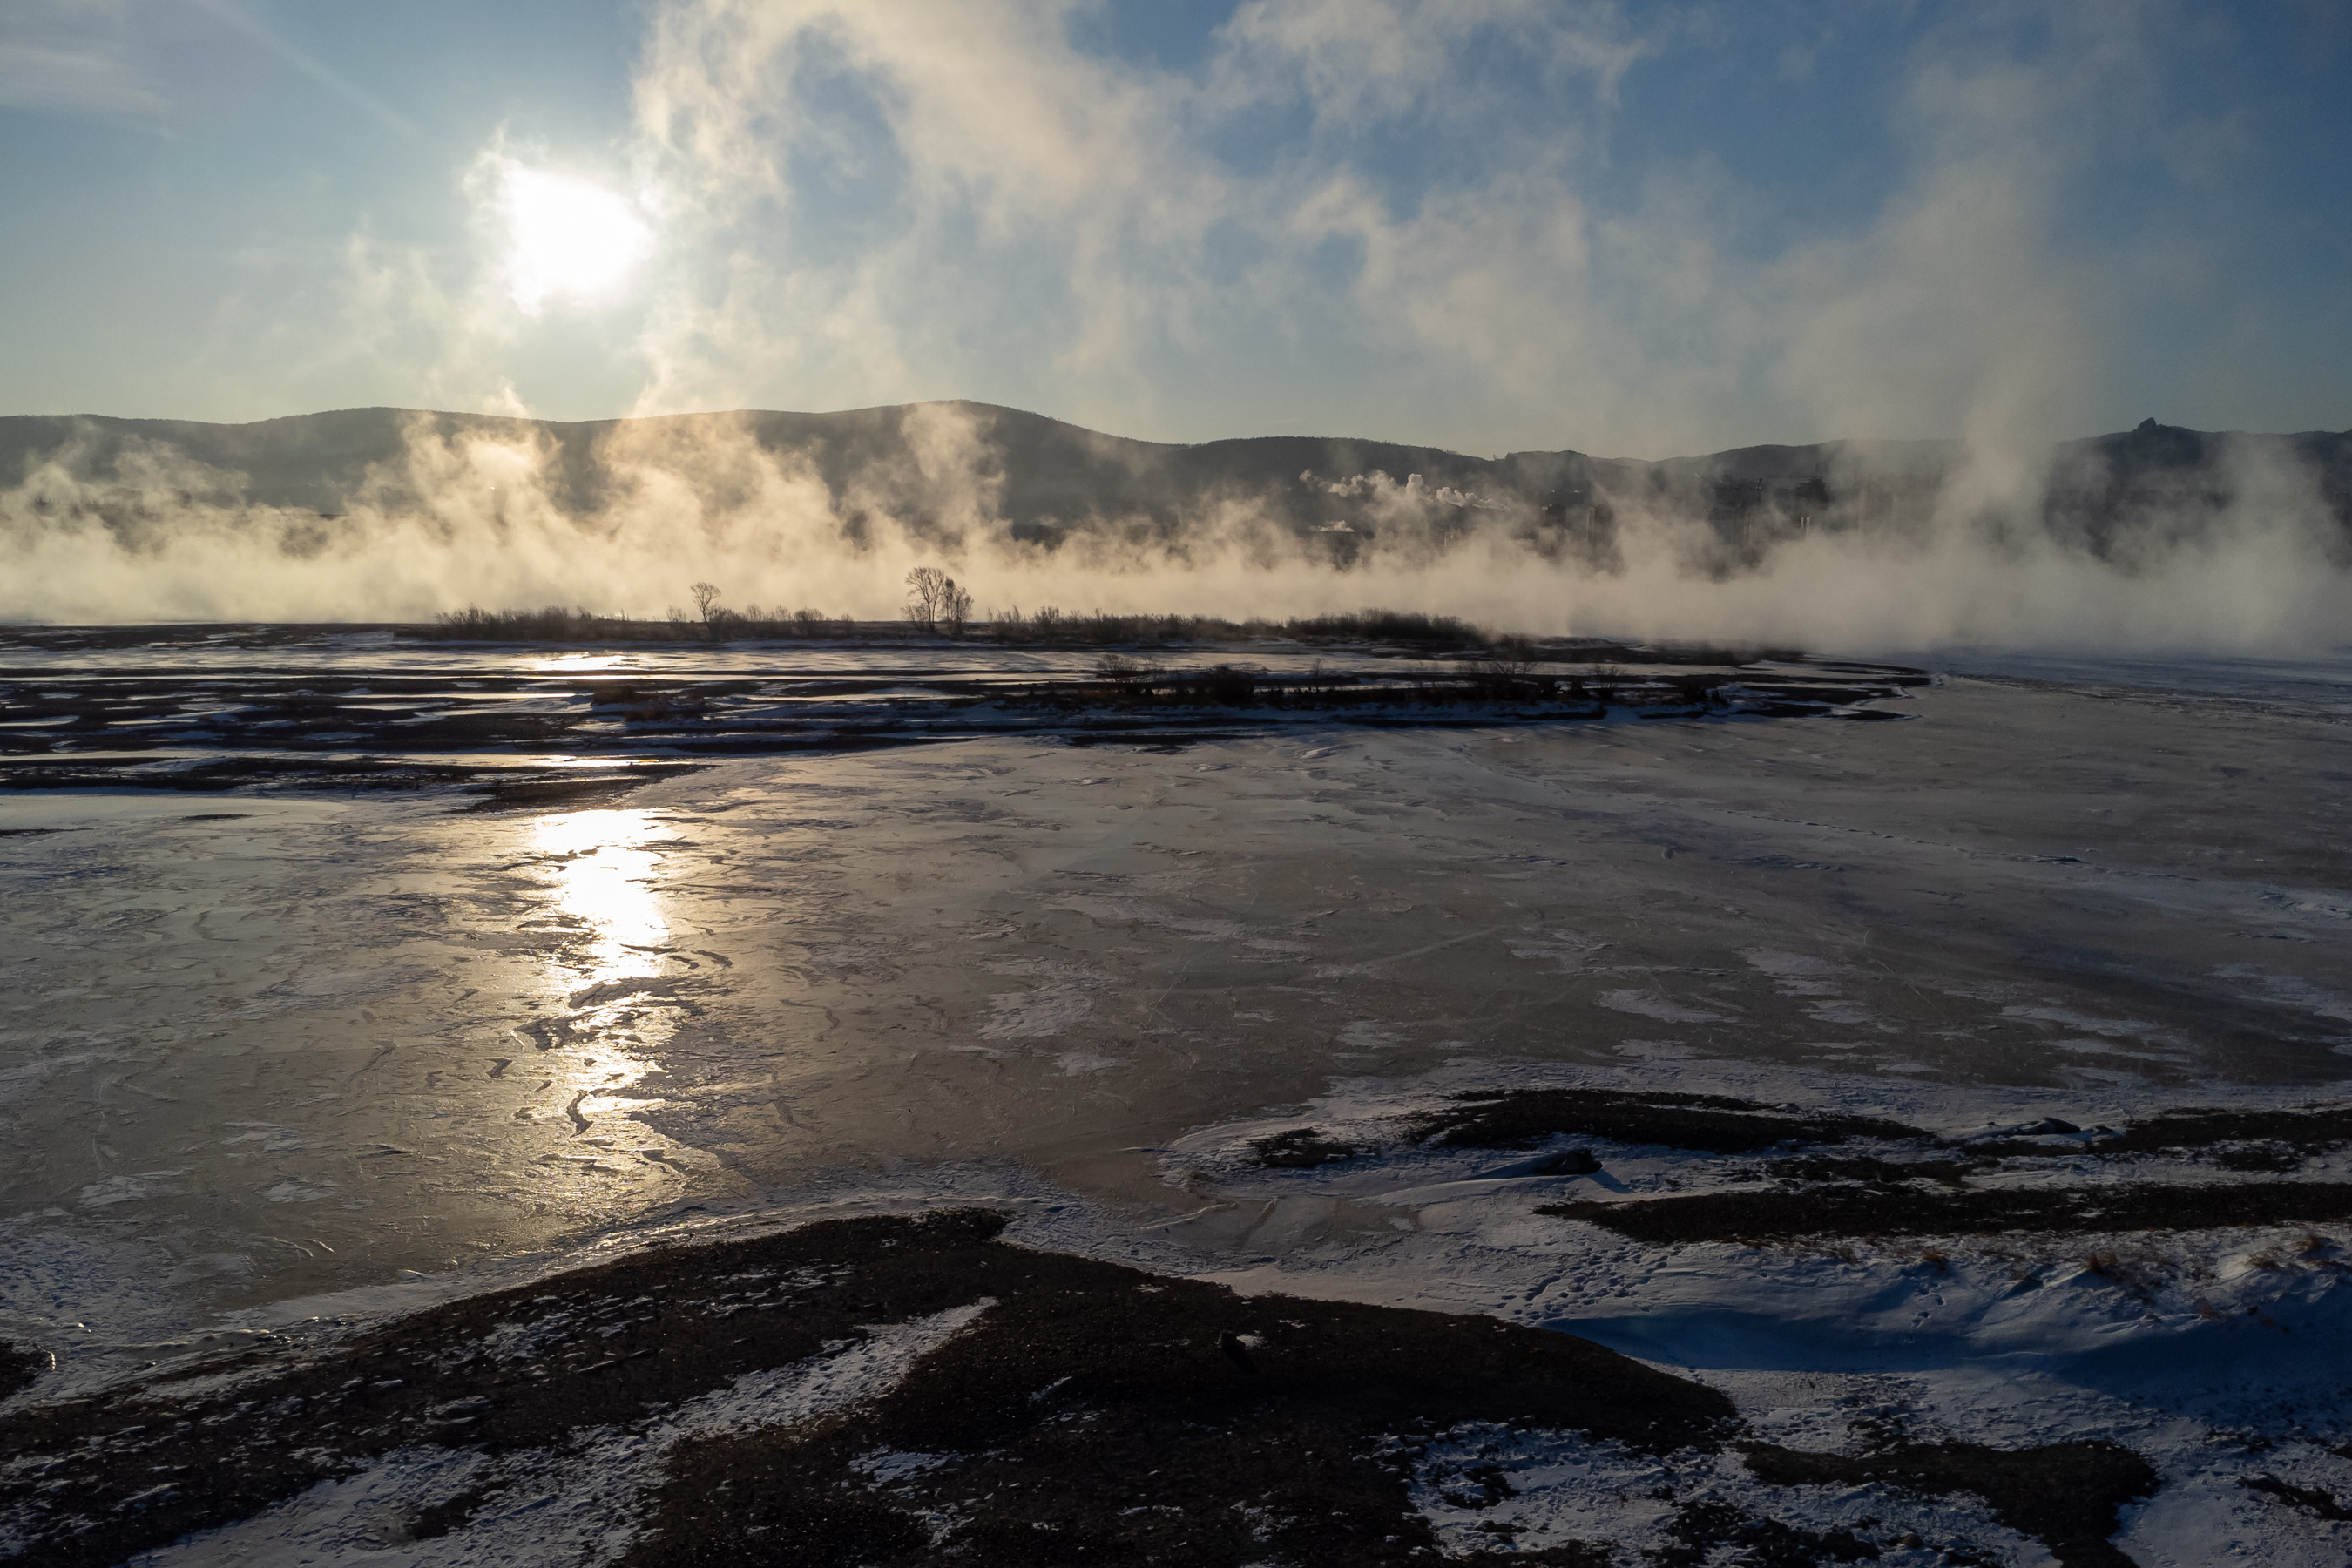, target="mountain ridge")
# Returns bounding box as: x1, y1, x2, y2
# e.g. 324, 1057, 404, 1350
4, 402, 2348, 561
